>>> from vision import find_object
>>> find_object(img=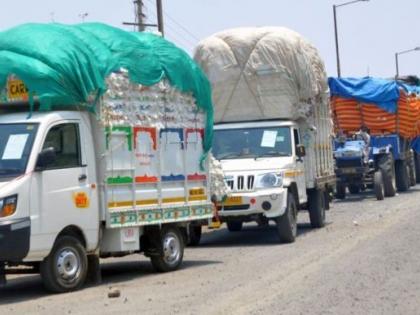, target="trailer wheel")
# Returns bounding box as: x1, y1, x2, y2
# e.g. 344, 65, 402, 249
308, 189, 326, 228
373, 171, 385, 200
226, 220, 243, 232
415, 153, 420, 183
378, 154, 396, 197
40, 236, 88, 293
187, 225, 202, 246
274, 192, 297, 243
336, 183, 346, 200
395, 160, 410, 192
408, 152, 417, 186
348, 185, 360, 194
151, 226, 184, 272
